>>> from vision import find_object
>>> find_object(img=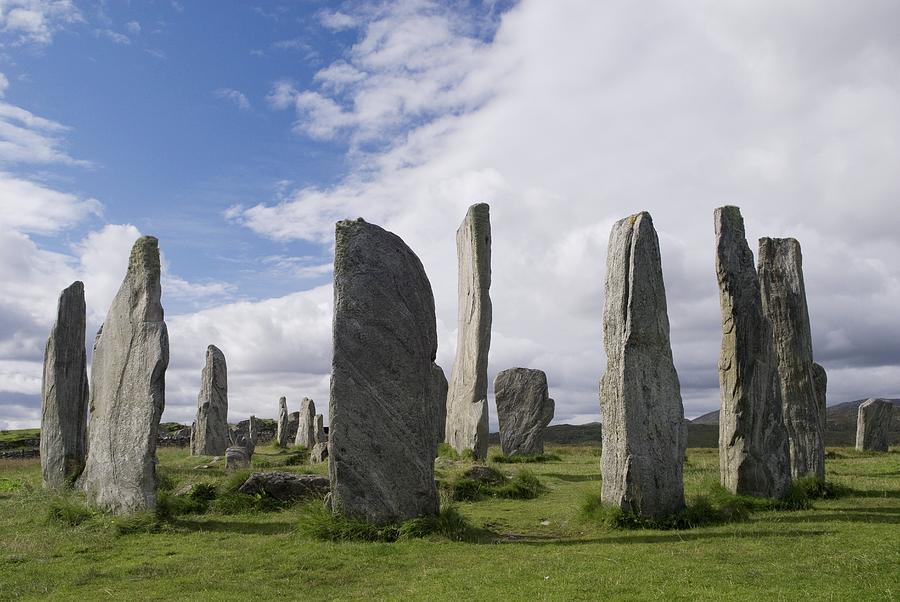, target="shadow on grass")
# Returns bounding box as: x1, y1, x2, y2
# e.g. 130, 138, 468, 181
543, 473, 599, 483
506, 529, 830, 546
769, 507, 900, 525
831, 487, 900, 499
173, 518, 295, 535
